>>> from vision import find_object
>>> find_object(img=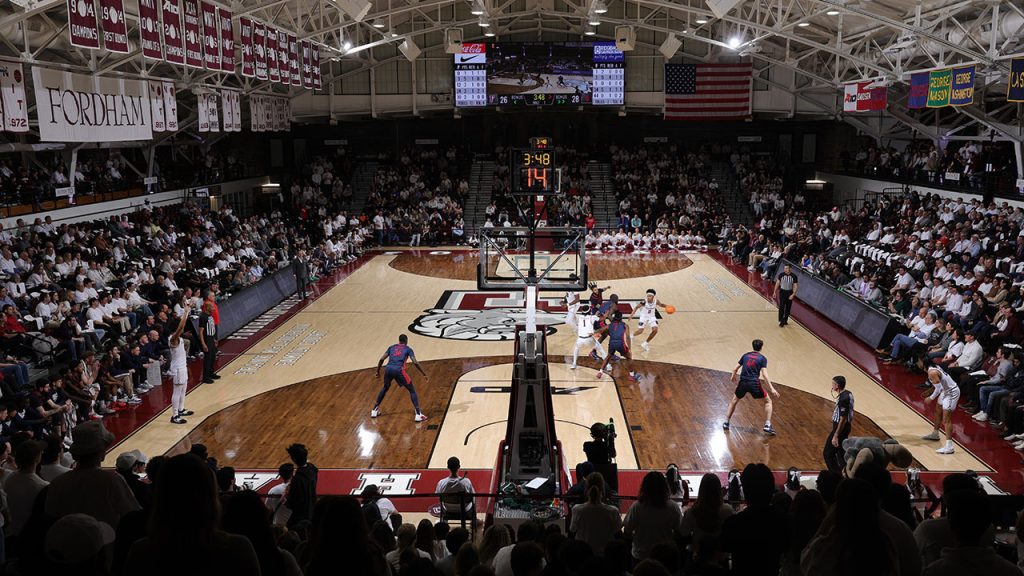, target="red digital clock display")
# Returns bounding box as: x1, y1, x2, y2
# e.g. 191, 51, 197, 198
514, 149, 555, 194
